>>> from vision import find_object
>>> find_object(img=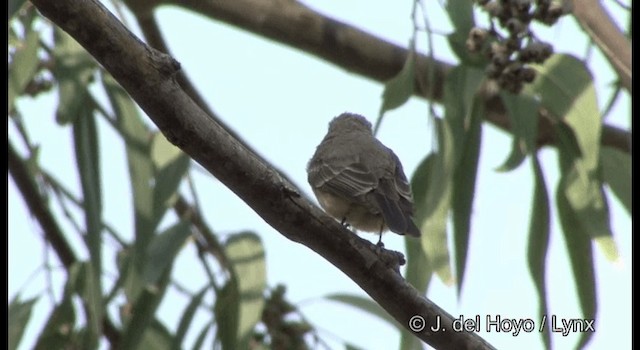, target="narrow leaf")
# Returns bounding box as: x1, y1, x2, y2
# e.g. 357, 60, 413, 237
345, 344, 366, 350
446, 0, 483, 64
151, 132, 191, 225
34, 263, 83, 349
72, 107, 103, 347
102, 73, 155, 302
407, 153, 435, 292
139, 319, 173, 350
223, 232, 267, 347
379, 43, 415, 114
527, 54, 600, 183
8, 296, 38, 350
52, 27, 96, 124
9, 0, 28, 19
192, 321, 212, 350
214, 281, 240, 350
8, 27, 40, 113
559, 149, 619, 261
120, 269, 172, 350
102, 74, 156, 248
34, 298, 77, 350
497, 92, 539, 171
530, 54, 617, 260
417, 148, 453, 285
451, 97, 483, 296
599, 146, 631, 214
526, 156, 552, 349
443, 66, 484, 294
445, 0, 474, 32
144, 220, 192, 286
556, 183, 597, 349
173, 286, 211, 349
